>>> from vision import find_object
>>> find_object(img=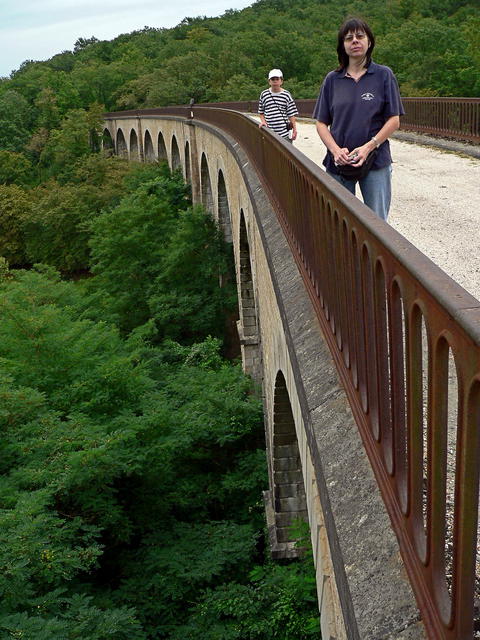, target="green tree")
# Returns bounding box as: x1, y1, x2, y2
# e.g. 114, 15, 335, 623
0, 265, 268, 638
147, 204, 237, 342
0, 90, 32, 151
376, 17, 474, 95
170, 559, 319, 640
87, 166, 191, 333
34, 87, 61, 130
0, 184, 33, 264
23, 154, 132, 273
0, 150, 33, 185
88, 169, 236, 341
24, 182, 111, 273
74, 36, 100, 53
39, 104, 104, 178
